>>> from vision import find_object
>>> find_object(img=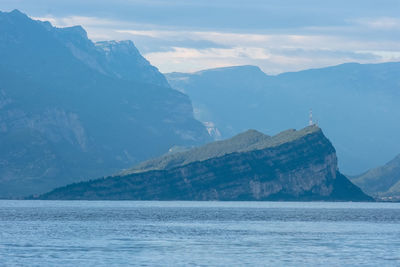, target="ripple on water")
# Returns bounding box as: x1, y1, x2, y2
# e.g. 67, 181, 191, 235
0, 200, 399, 266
